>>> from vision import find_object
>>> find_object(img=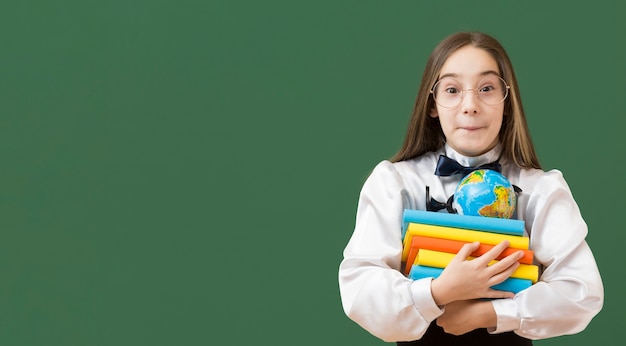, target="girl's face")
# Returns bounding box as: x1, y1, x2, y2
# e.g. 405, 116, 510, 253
430, 45, 505, 157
